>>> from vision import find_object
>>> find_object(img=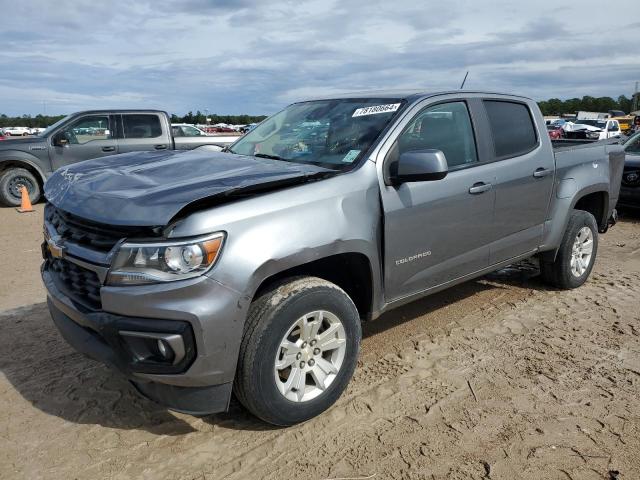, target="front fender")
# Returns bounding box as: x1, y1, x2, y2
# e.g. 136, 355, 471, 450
172, 162, 384, 311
